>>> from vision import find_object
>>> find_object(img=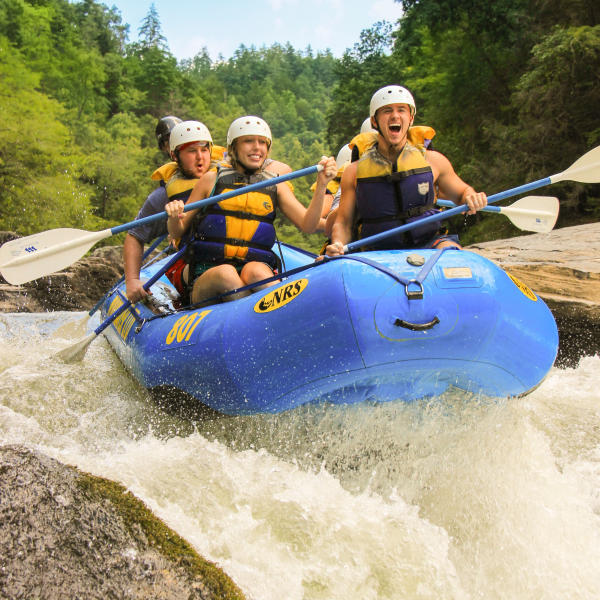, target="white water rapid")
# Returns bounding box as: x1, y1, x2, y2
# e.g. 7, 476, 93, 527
1, 312, 599, 600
